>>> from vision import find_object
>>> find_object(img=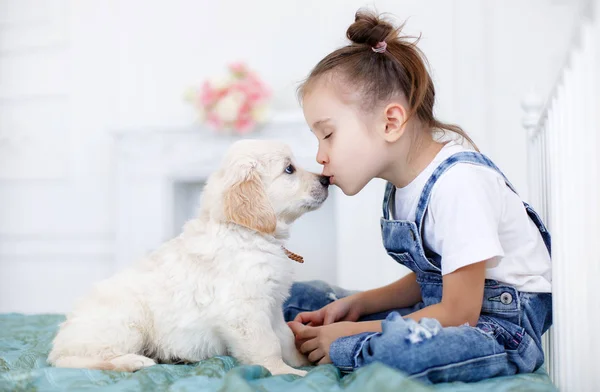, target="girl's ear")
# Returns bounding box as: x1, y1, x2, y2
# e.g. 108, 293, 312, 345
380, 103, 408, 143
